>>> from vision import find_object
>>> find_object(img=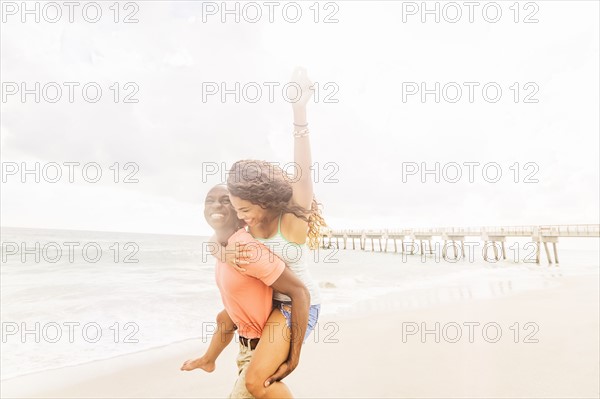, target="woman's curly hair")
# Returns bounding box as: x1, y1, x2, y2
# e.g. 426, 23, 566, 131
226, 159, 327, 250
